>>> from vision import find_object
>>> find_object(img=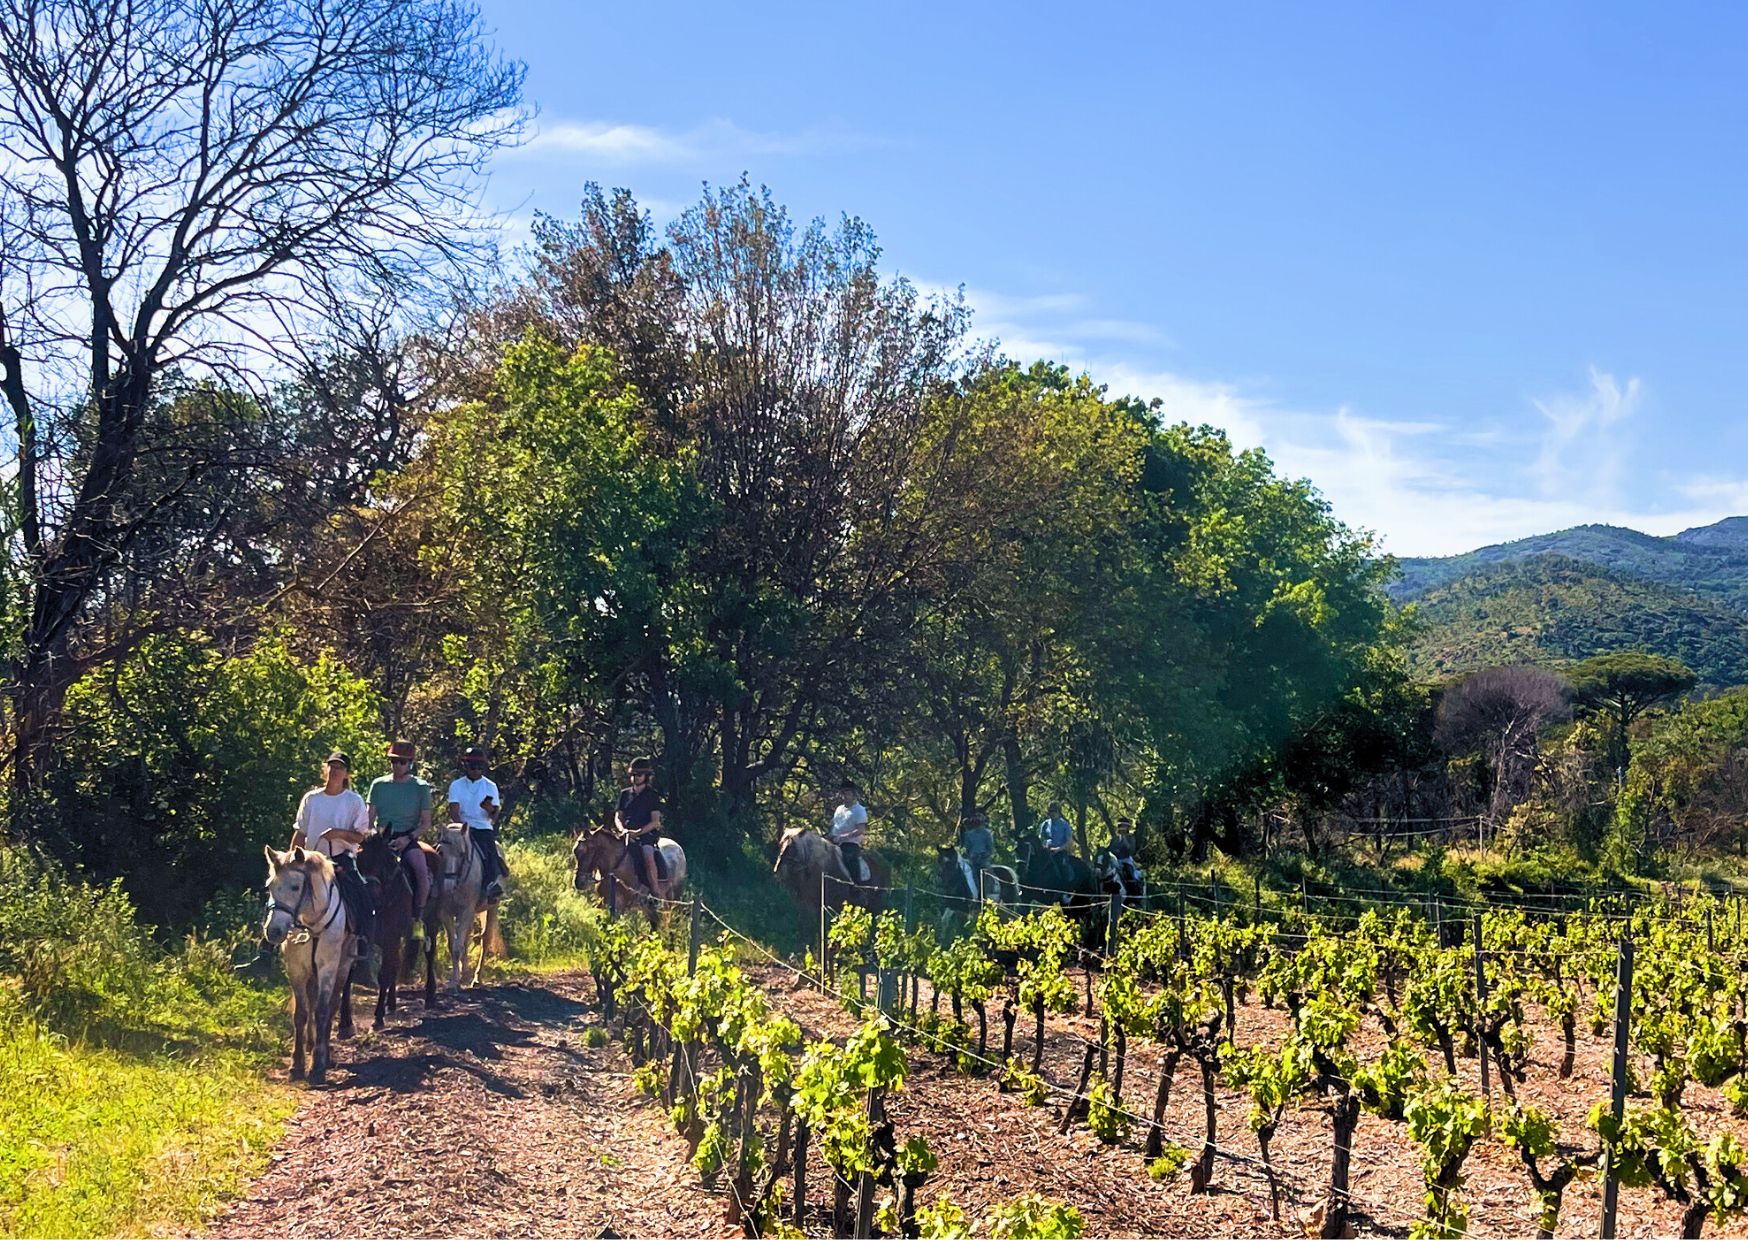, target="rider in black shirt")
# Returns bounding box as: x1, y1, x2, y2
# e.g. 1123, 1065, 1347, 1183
615, 757, 665, 894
